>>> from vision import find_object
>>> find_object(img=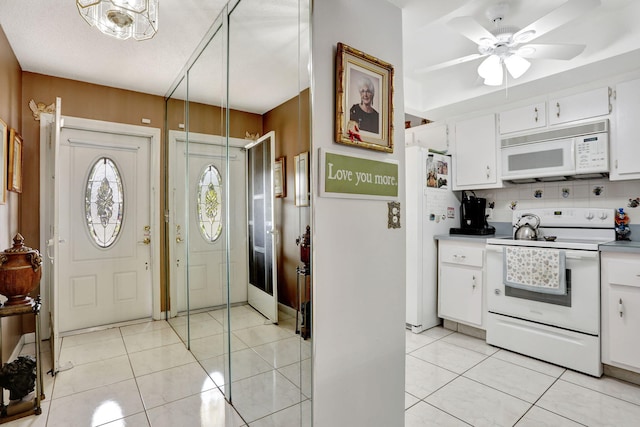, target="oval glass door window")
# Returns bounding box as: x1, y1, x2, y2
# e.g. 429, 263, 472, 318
197, 164, 223, 243
85, 157, 125, 248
